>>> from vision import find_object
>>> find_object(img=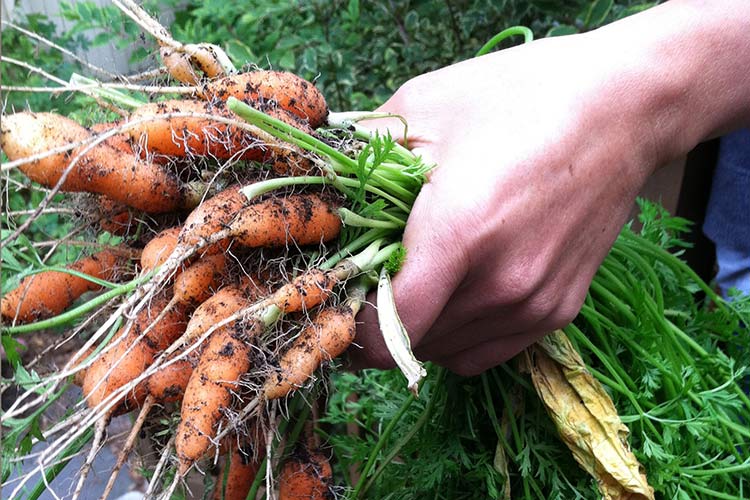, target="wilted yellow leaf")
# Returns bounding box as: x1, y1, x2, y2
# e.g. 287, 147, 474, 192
524, 330, 654, 500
